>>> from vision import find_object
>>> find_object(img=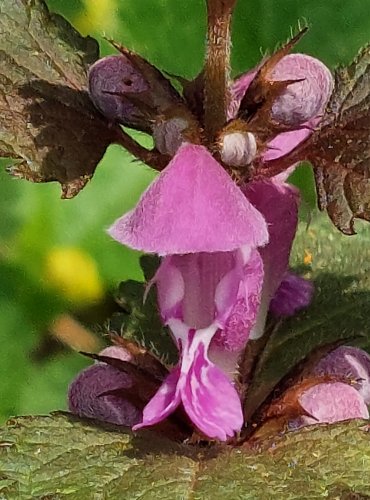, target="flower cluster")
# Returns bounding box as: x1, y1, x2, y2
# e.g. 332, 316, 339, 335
68, 13, 369, 441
